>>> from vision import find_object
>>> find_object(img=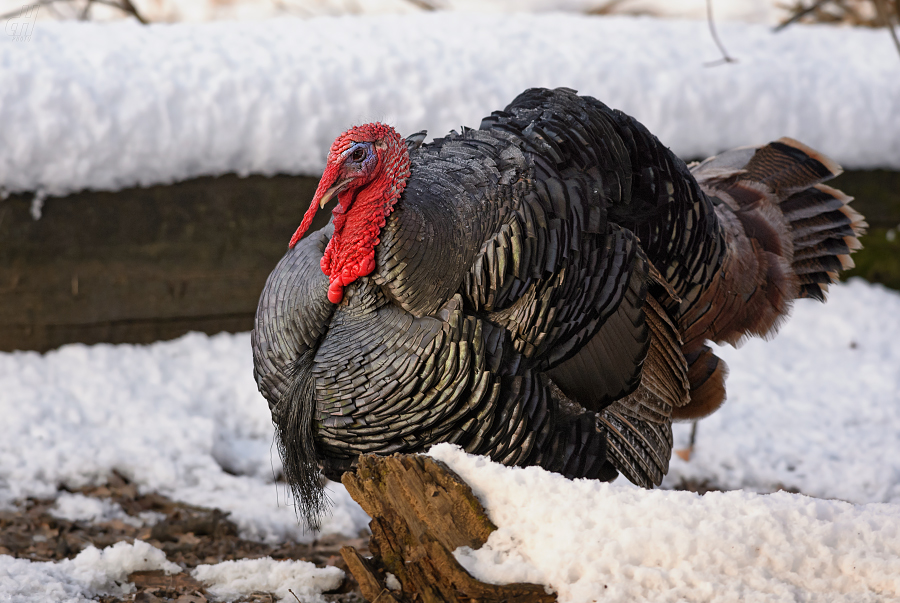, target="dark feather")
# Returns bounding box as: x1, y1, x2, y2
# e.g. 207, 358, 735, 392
251, 89, 865, 526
